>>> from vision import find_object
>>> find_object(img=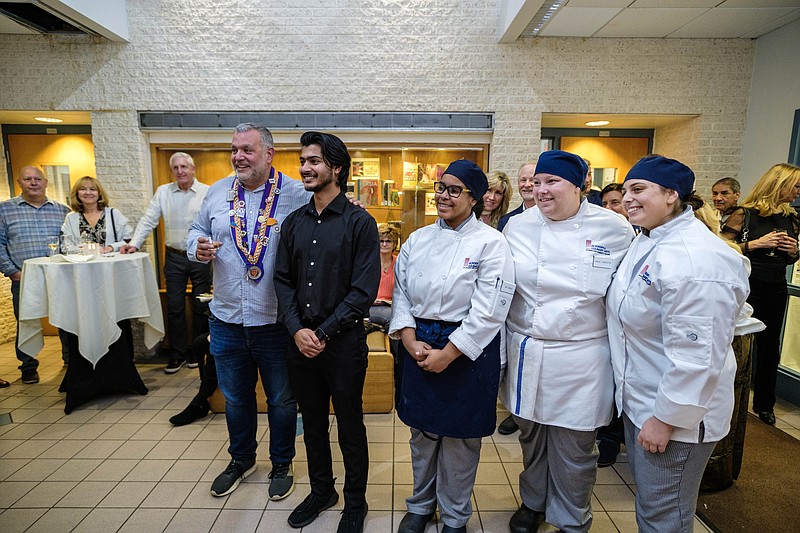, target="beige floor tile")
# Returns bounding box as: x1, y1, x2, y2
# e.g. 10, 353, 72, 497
56, 480, 117, 508
2, 439, 57, 459
99, 480, 158, 507
181, 440, 225, 460
6, 457, 67, 481
166, 507, 220, 532
0, 458, 30, 481
0, 480, 37, 507
118, 508, 177, 533
140, 480, 196, 508
73, 507, 135, 533
222, 480, 270, 510
45, 458, 103, 482
164, 458, 213, 482
12, 480, 77, 508
473, 484, 519, 511
0, 508, 48, 533
25, 507, 92, 533
211, 508, 263, 532
593, 484, 637, 512
109, 439, 158, 459
84, 458, 139, 481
